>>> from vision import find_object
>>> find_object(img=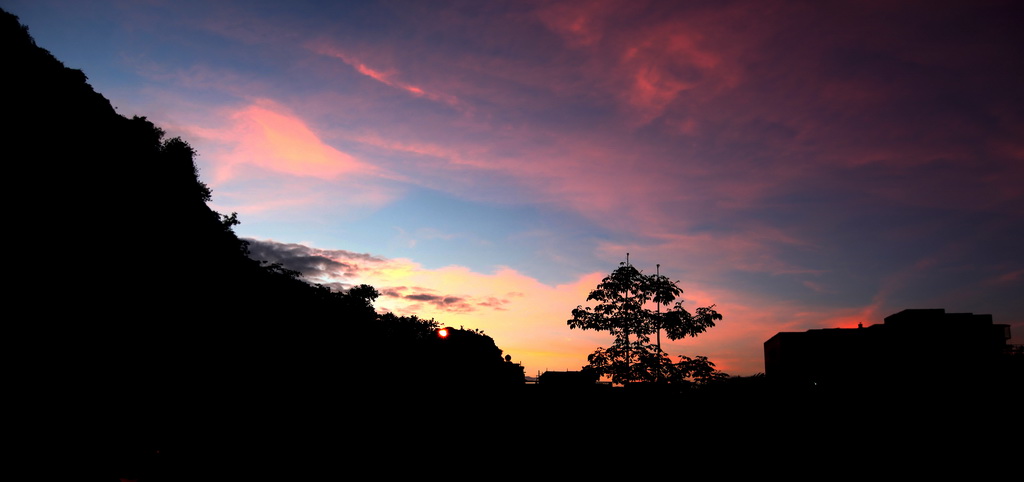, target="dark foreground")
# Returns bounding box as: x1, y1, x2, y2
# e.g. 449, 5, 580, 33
51, 379, 1017, 481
